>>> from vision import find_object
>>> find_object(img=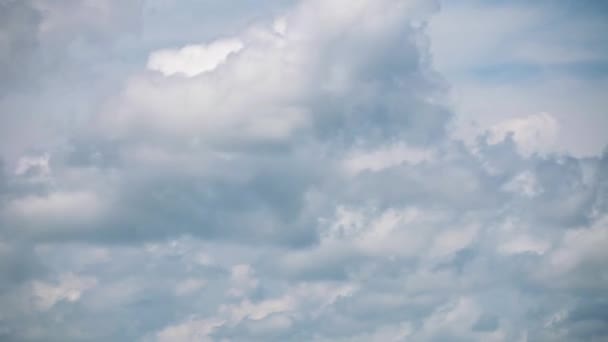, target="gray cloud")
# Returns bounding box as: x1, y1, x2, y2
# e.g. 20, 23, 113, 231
0, 0, 607, 341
